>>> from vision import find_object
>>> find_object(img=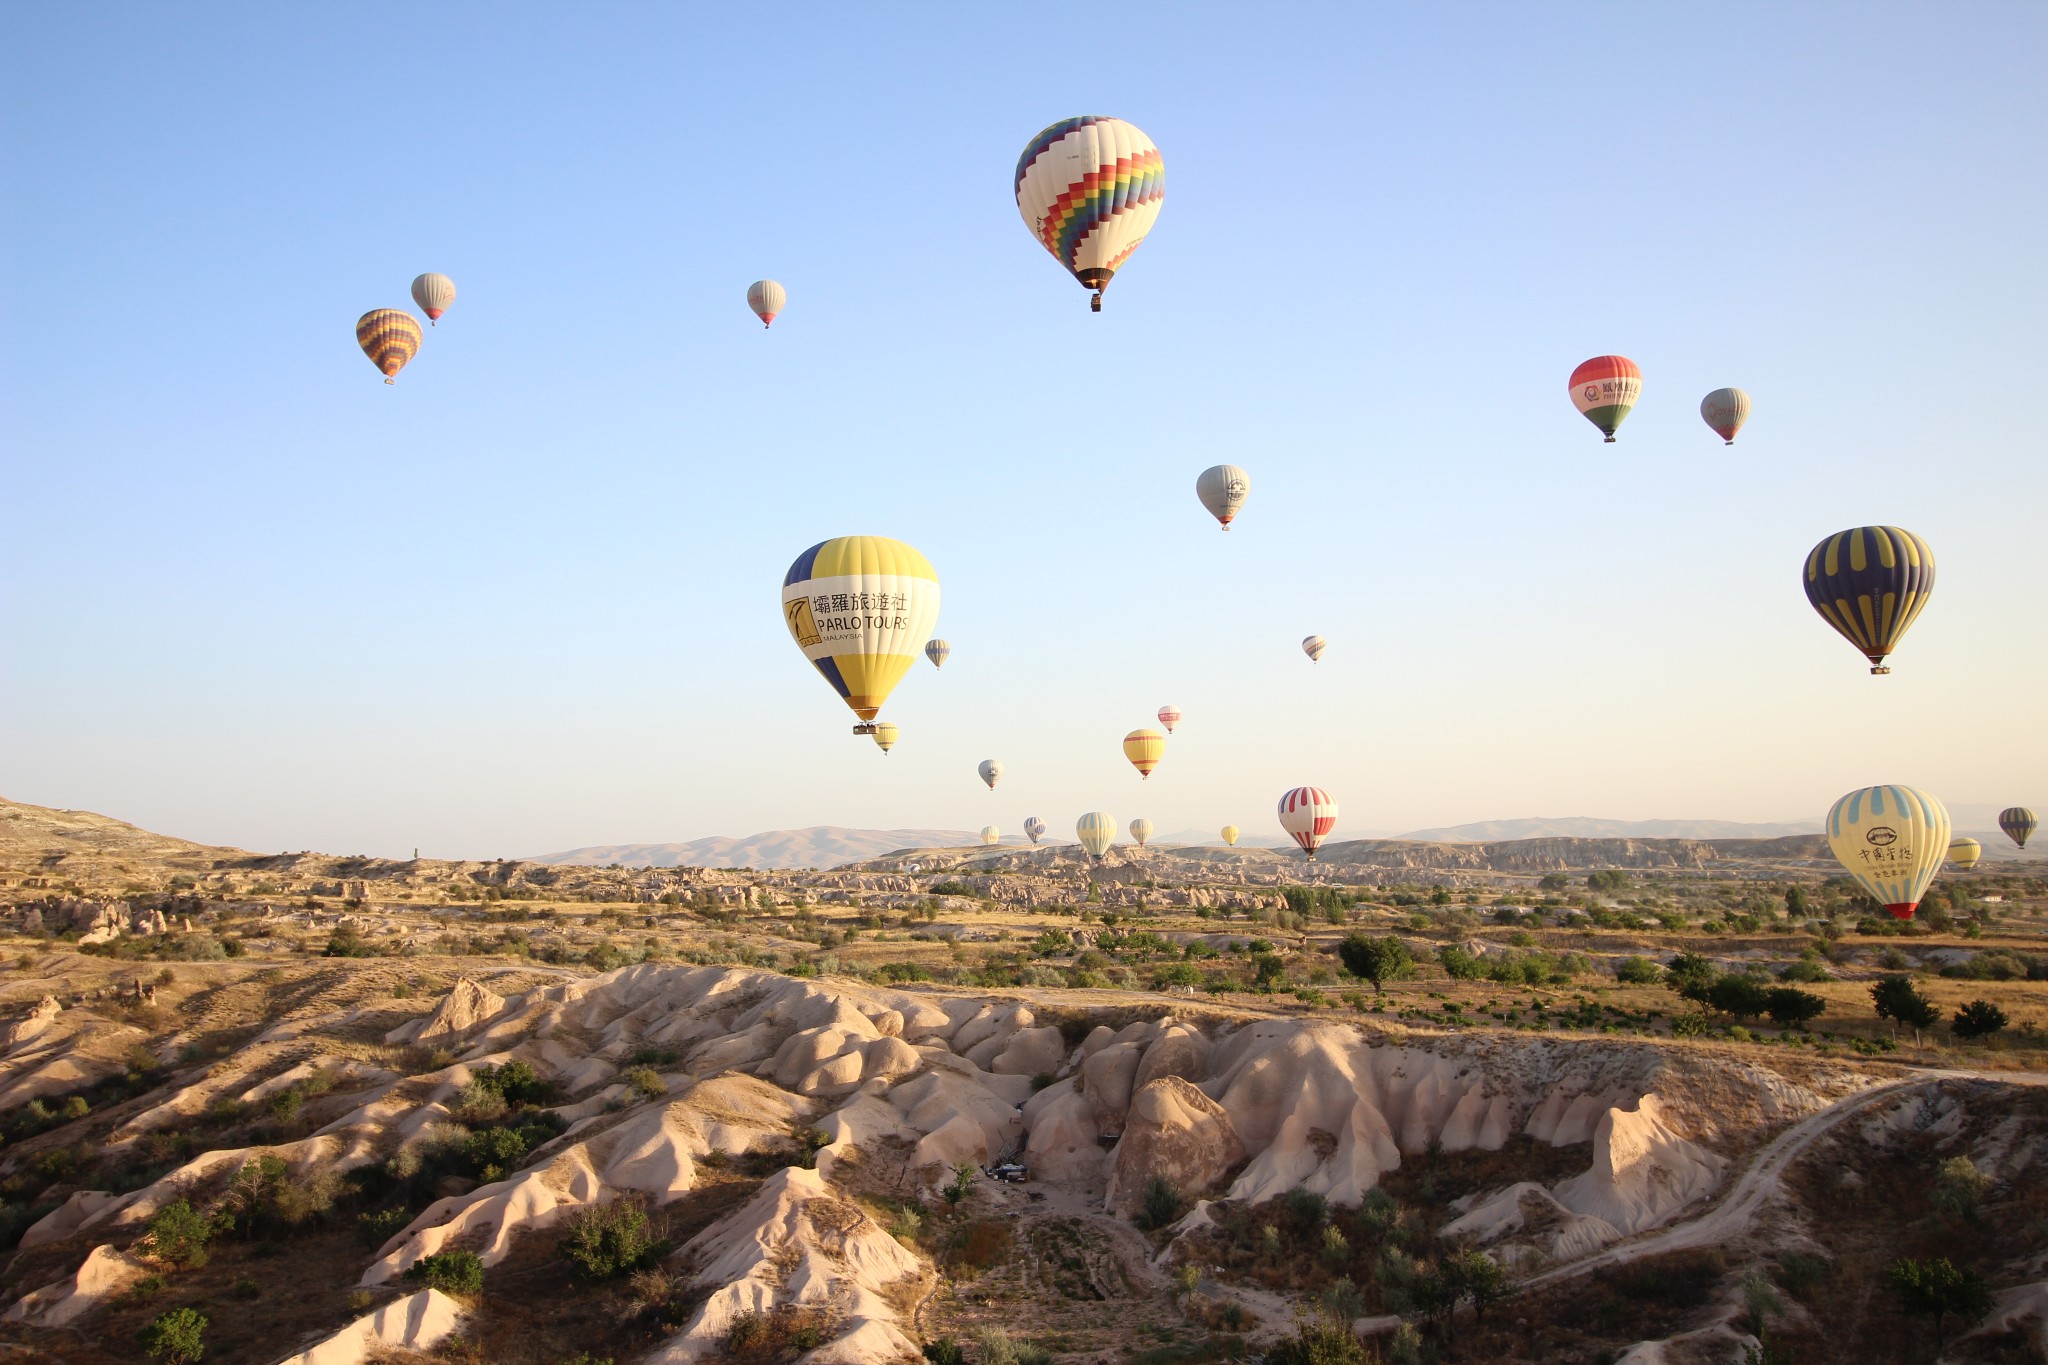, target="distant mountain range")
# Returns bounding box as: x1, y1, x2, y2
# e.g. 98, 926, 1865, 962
1399, 816, 1822, 842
